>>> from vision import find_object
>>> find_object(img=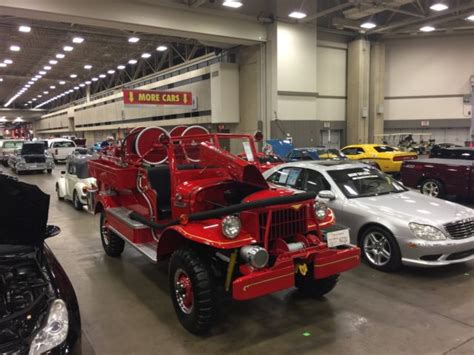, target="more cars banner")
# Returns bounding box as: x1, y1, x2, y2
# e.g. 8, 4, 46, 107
123, 89, 192, 106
